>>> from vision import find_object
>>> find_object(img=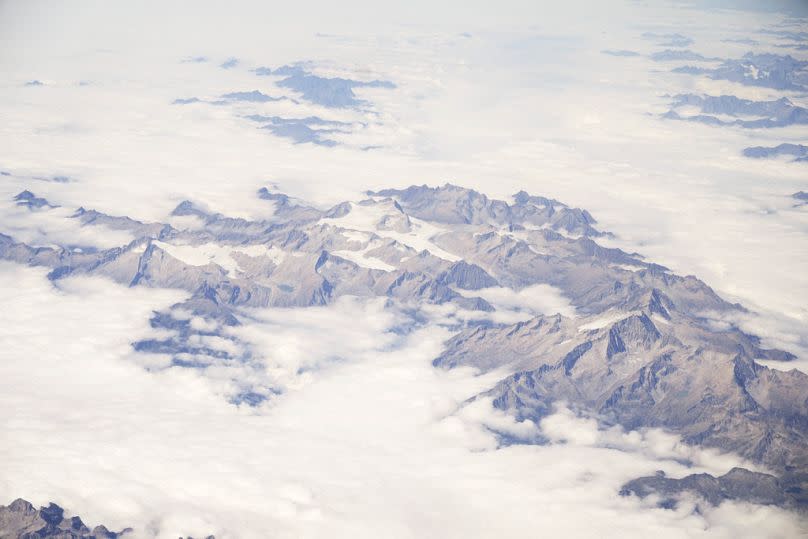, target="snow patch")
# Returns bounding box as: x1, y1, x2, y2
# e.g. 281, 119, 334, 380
578, 310, 638, 332
152, 241, 287, 275
324, 202, 460, 262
